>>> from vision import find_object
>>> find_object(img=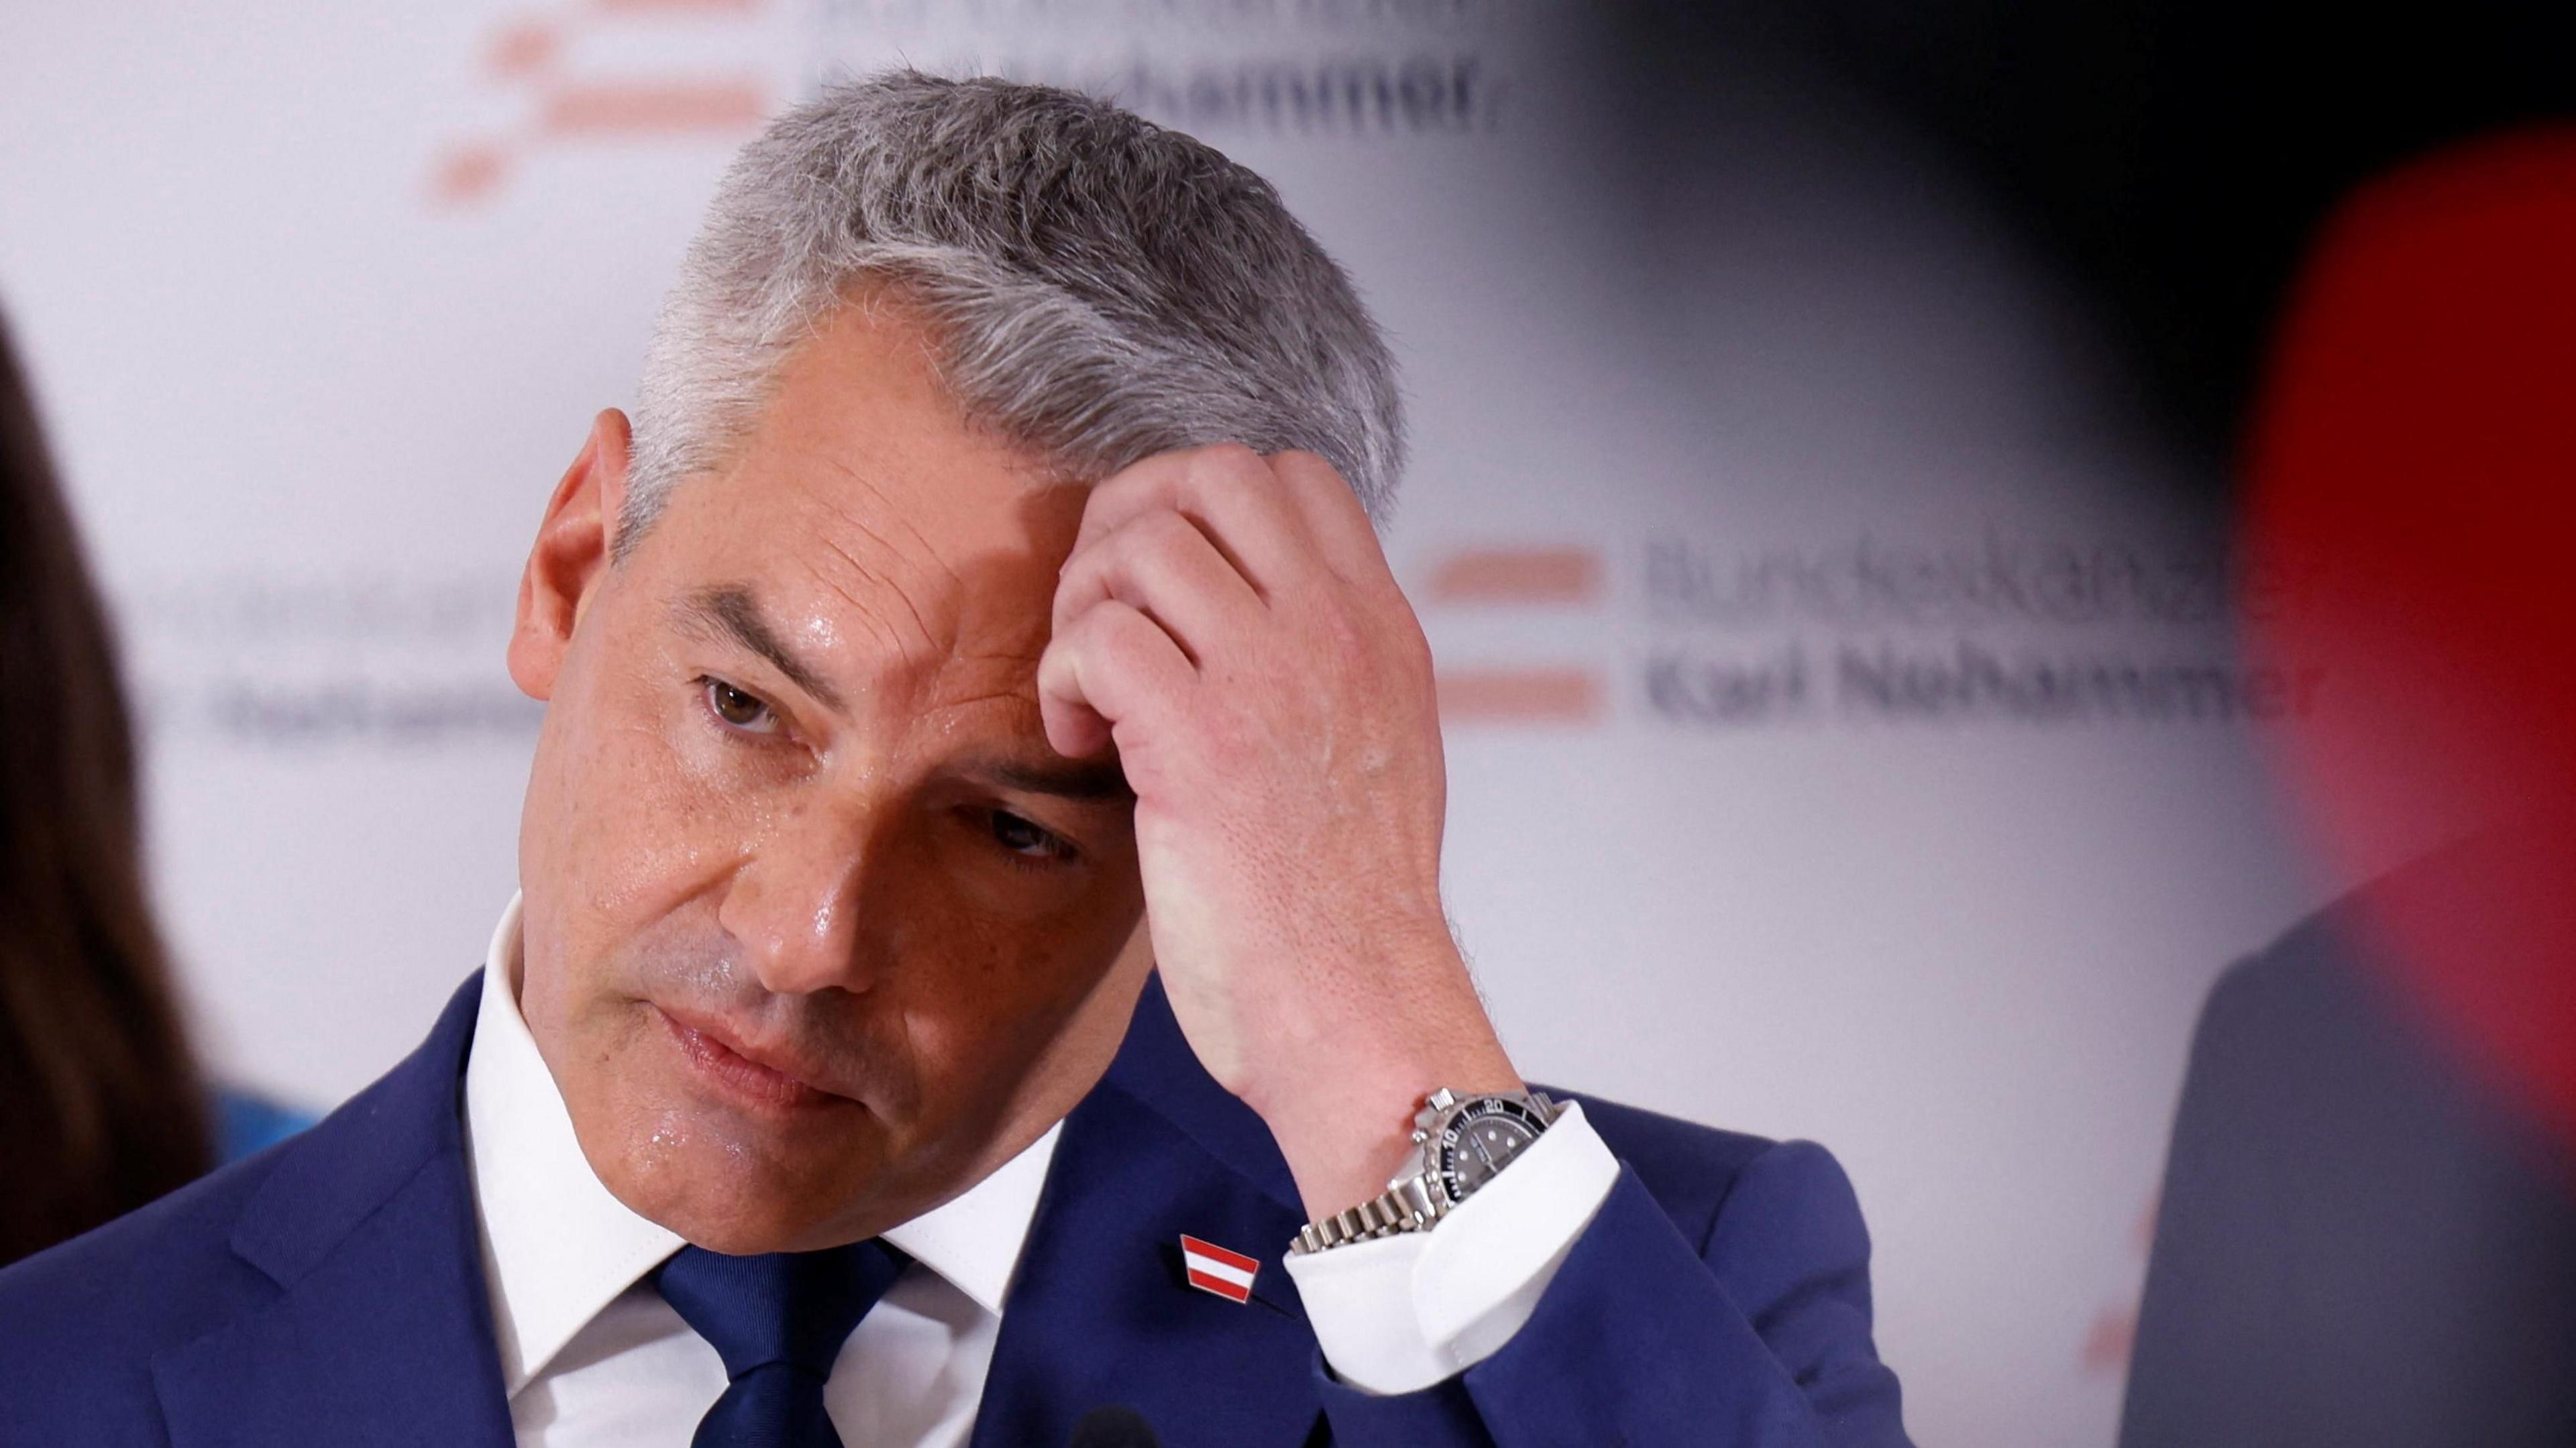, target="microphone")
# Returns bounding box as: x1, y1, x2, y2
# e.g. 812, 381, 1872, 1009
1067, 1405, 1162, 1448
